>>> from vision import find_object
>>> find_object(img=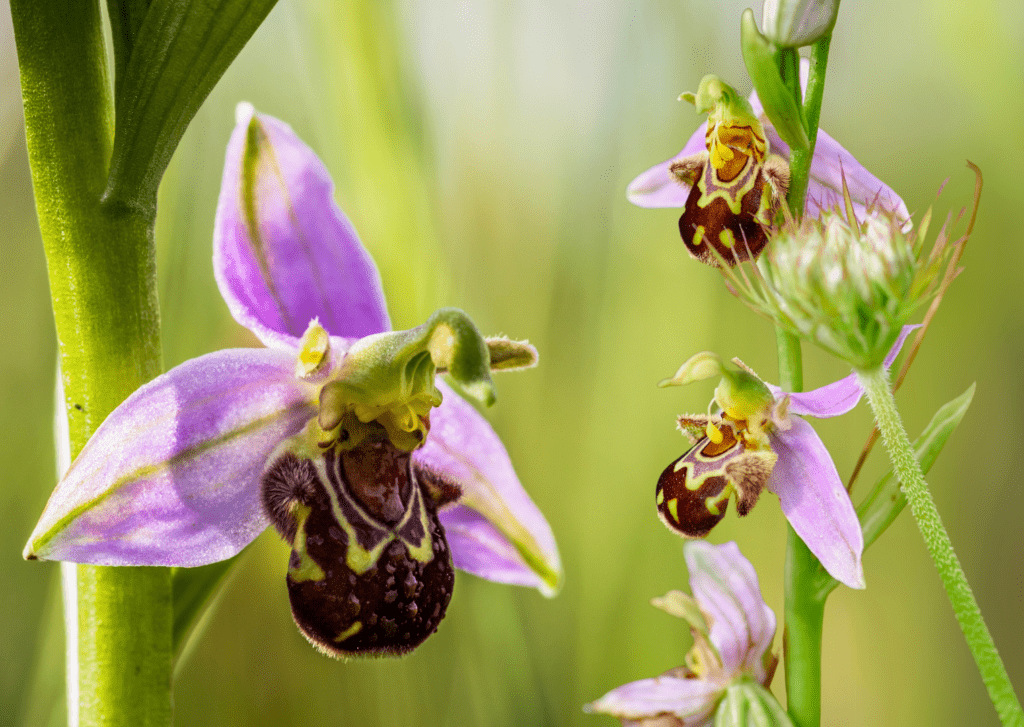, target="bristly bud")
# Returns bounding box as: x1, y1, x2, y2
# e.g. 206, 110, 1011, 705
722, 184, 959, 371
762, 0, 838, 48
